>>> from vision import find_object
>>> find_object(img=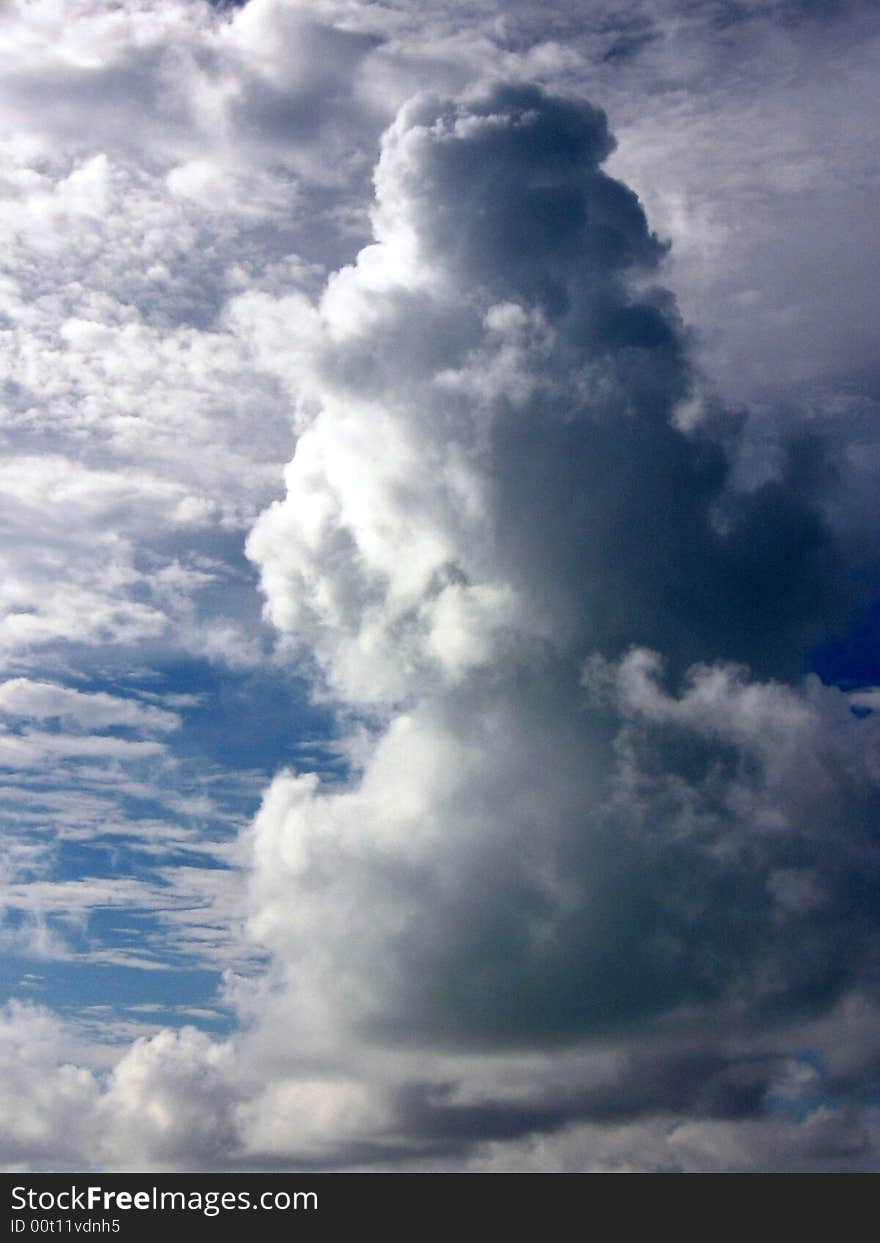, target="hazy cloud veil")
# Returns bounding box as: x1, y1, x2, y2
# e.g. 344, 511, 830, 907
2, 0, 880, 1172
